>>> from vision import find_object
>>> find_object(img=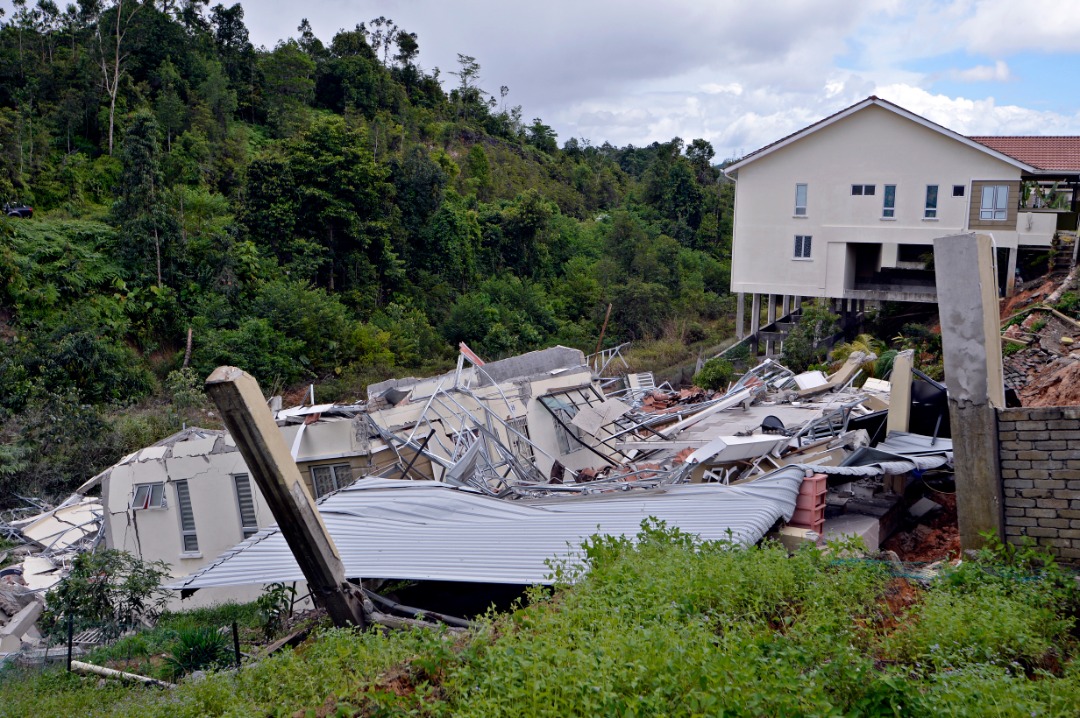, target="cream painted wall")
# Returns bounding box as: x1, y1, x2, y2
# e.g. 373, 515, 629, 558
730, 104, 1028, 298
